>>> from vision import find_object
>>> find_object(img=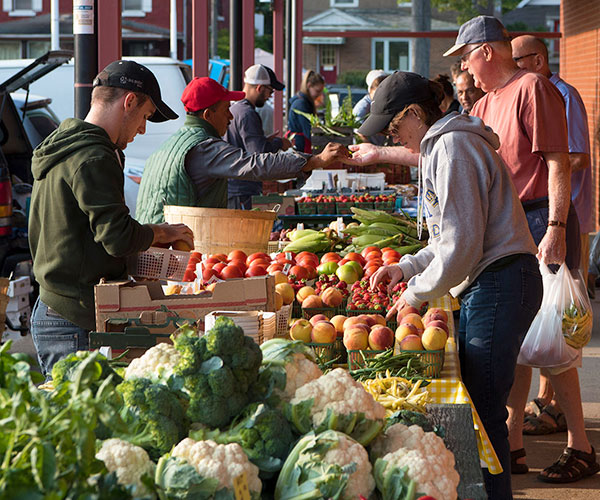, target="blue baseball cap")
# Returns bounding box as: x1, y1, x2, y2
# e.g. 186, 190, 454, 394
443, 16, 511, 57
